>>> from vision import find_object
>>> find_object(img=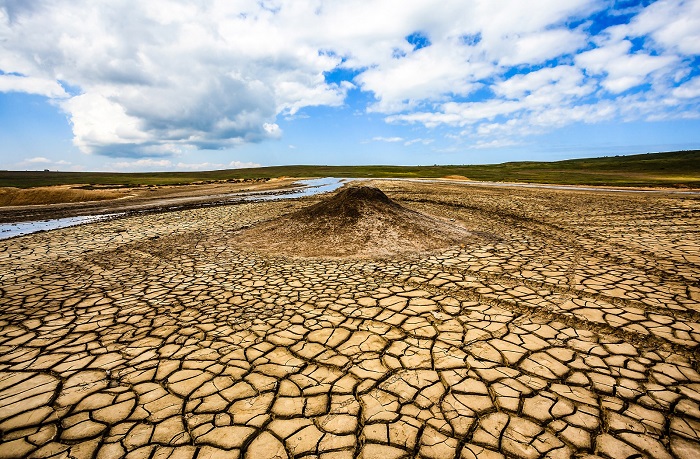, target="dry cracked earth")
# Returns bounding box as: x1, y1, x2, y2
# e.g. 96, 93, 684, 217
1, 180, 699, 459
